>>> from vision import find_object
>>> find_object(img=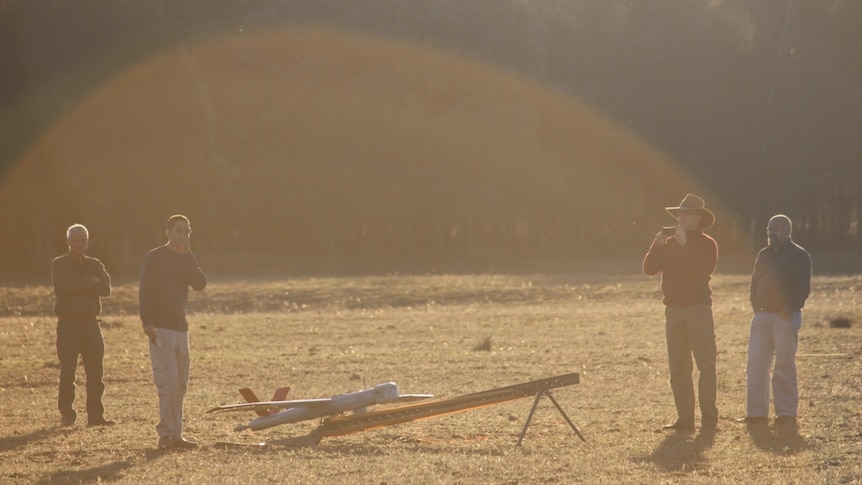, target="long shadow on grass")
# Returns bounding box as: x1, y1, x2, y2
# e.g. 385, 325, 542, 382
638, 428, 716, 473
0, 427, 67, 452
745, 423, 810, 455
251, 435, 511, 456
35, 460, 134, 485
309, 442, 509, 456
